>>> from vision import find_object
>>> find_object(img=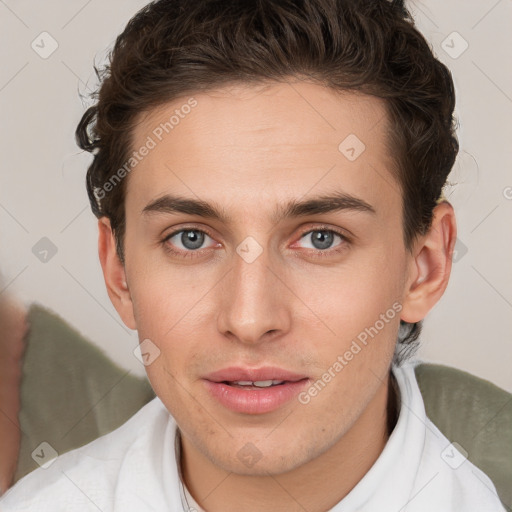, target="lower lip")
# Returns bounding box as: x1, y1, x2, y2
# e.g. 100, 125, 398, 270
203, 379, 309, 414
